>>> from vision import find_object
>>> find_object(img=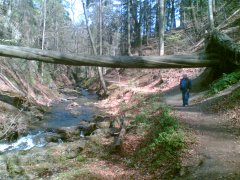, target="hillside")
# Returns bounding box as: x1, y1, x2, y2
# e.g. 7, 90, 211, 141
0, 1, 239, 178
0, 28, 239, 179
